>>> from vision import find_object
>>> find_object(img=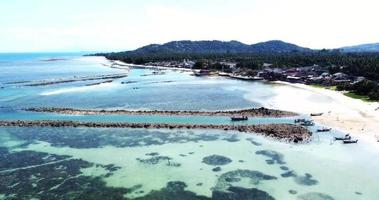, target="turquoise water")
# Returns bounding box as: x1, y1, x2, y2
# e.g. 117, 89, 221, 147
0, 54, 378, 200
1, 127, 378, 200
1, 53, 262, 110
